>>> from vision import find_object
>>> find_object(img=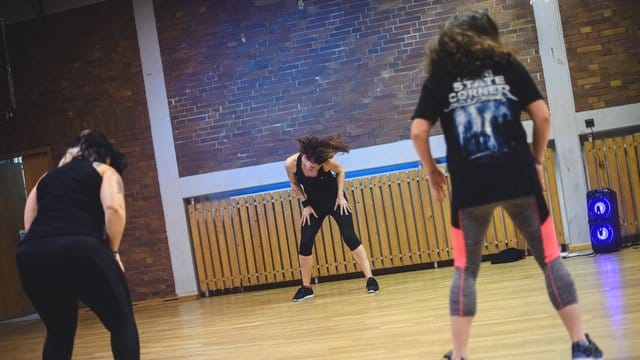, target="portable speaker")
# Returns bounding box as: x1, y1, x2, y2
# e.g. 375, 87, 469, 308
586, 188, 621, 253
